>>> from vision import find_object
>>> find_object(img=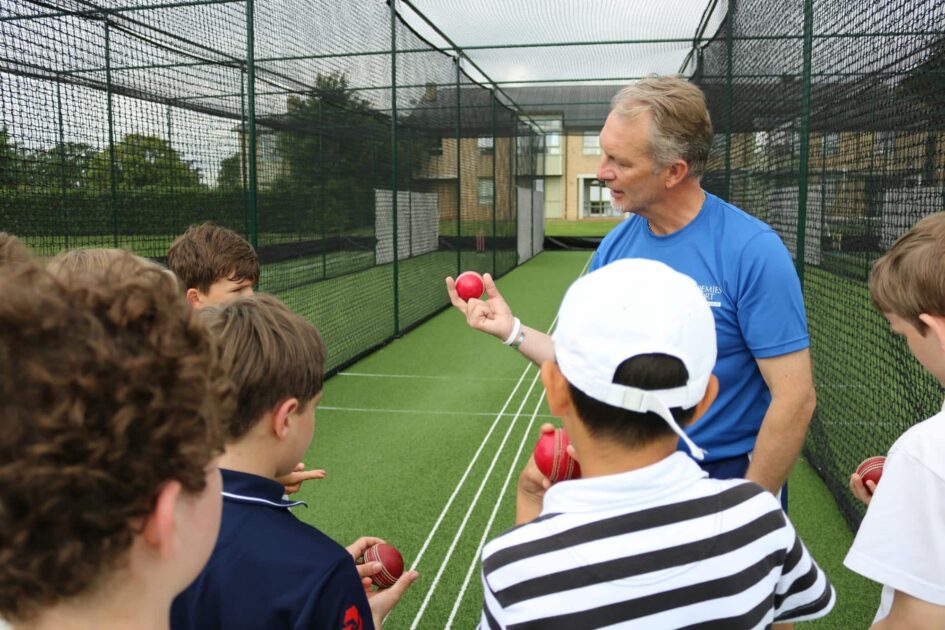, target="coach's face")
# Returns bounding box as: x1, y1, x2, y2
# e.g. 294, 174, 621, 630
596, 111, 666, 216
